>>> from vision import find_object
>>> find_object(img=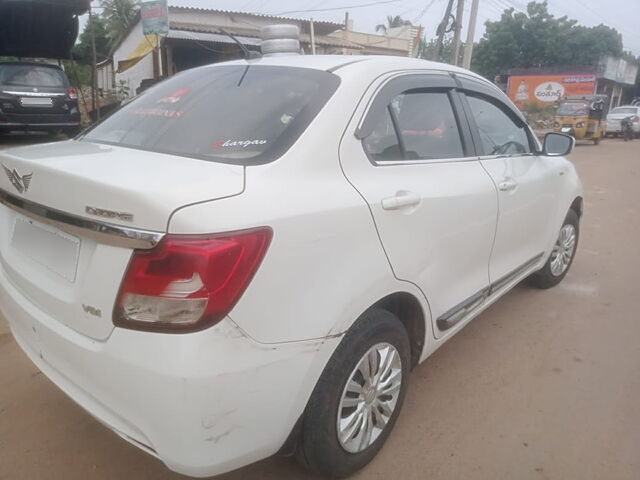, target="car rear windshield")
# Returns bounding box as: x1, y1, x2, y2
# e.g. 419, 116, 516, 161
0, 64, 68, 88
611, 107, 637, 114
81, 65, 340, 165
